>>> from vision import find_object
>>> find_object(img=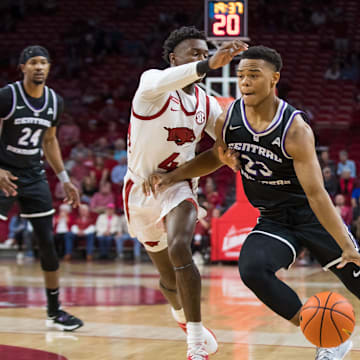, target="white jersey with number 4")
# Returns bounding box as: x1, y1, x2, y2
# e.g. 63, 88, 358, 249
127, 61, 222, 179
123, 61, 222, 252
